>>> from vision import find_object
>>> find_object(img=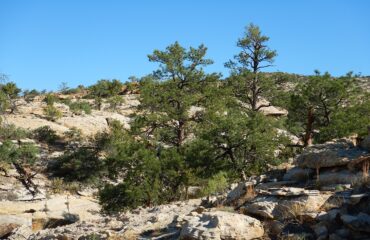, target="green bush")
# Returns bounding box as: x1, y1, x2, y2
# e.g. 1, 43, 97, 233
49, 147, 105, 184
44, 105, 62, 121
23, 89, 40, 102
49, 178, 81, 194
63, 127, 82, 141
43, 93, 58, 106
88, 79, 123, 98
68, 101, 92, 115
107, 95, 124, 111
200, 172, 229, 196
0, 124, 29, 141
0, 140, 39, 167
32, 126, 59, 144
